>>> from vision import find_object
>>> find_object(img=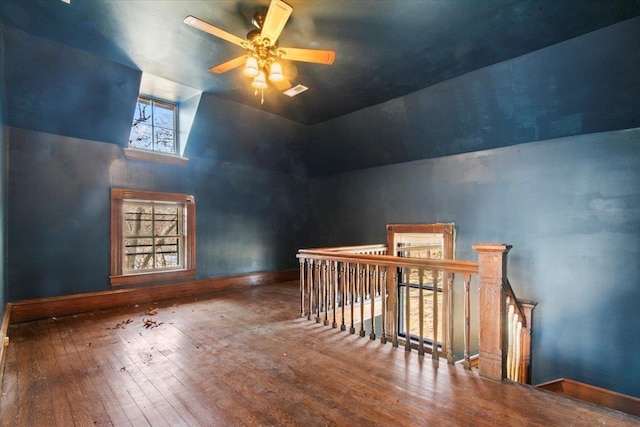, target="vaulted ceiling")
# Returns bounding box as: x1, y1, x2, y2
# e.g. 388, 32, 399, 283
2, 0, 640, 125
